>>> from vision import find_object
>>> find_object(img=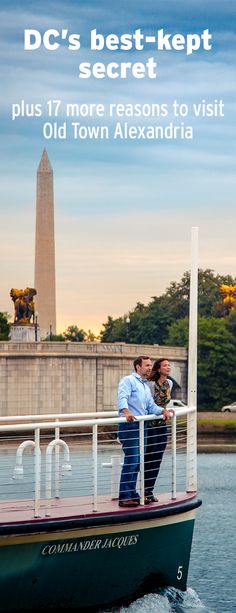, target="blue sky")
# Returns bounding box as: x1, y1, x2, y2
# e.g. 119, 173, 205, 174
0, 1, 235, 334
